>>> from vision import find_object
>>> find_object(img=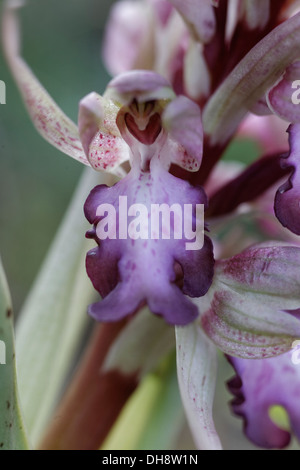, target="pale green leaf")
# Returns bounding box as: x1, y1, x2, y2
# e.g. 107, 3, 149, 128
16, 168, 111, 446
0, 258, 29, 450
102, 354, 184, 451
136, 354, 185, 450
